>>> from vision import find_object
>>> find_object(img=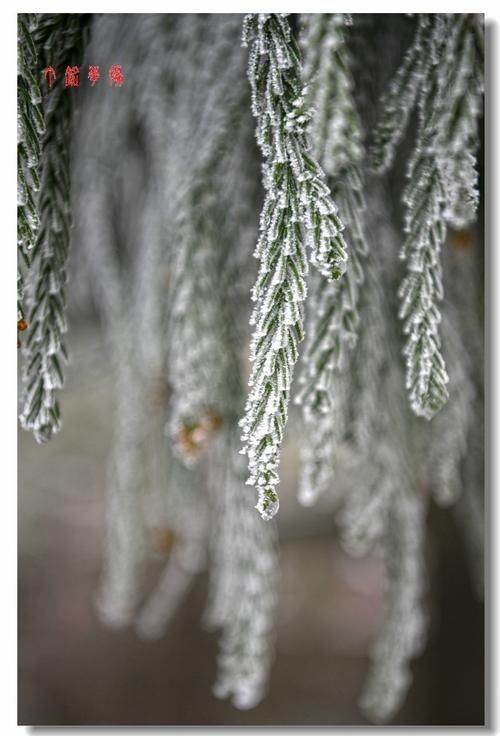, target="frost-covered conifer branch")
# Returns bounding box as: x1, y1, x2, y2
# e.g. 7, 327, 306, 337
300, 14, 364, 177
240, 13, 349, 519
17, 13, 45, 325
296, 381, 346, 507
370, 14, 483, 420
294, 15, 369, 505
368, 15, 429, 175
296, 177, 367, 419
209, 430, 278, 709
441, 14, 484, 228
397, 17, 452, 421
19, 14, 86, 442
